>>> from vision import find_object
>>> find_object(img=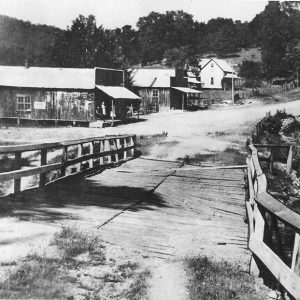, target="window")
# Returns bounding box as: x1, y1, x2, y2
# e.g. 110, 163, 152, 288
211, 63, 214, 68
152, 89, 159, 97
17, 95, 31, 111
211, 77, 214, 85
152, 89, 159, 103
